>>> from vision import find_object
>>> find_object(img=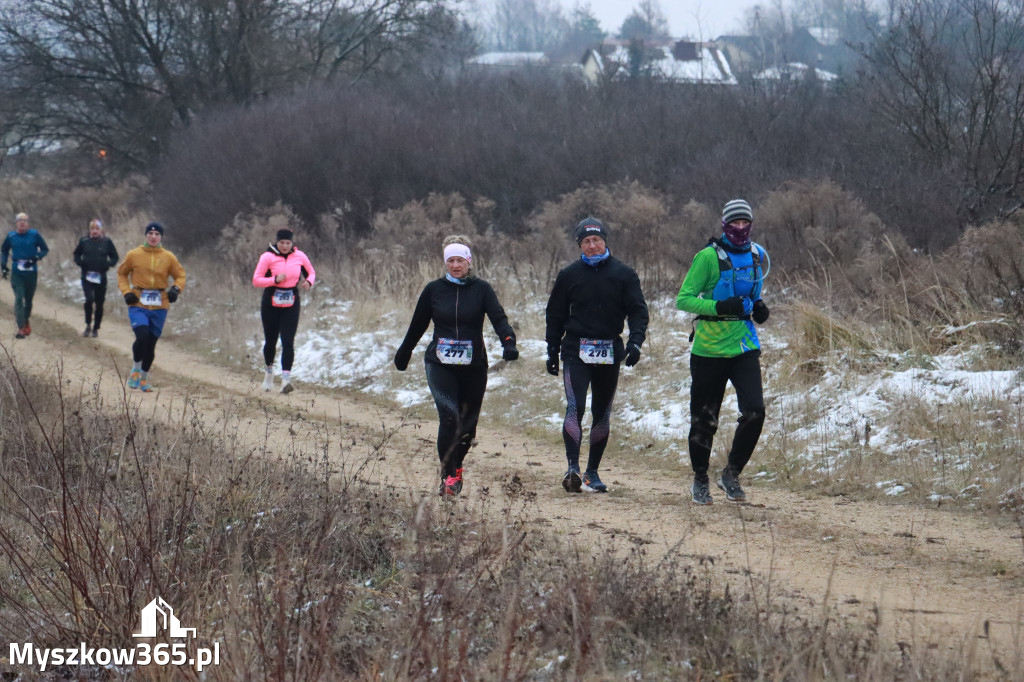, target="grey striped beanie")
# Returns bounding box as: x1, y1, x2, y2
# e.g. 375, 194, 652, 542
722, 199, 753, 225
